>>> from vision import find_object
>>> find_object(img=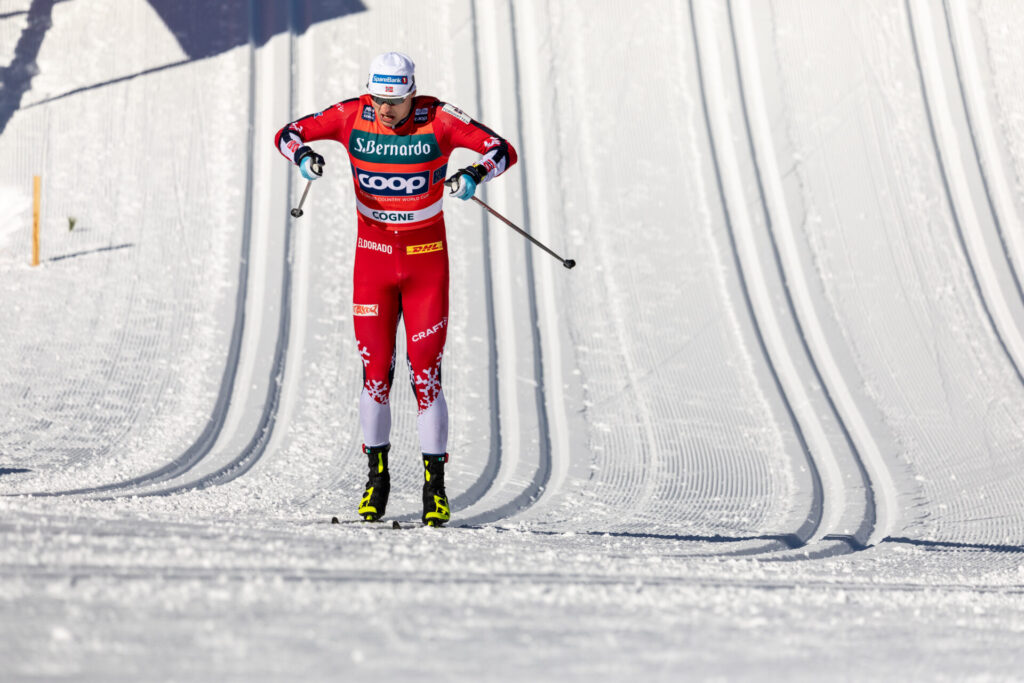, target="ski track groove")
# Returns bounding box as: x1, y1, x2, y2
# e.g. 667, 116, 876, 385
446, 0, 502, 514
916, 0, 1024, 546
453, 0, 552, 528
136, 0, 298, 497
62, 0, 295, 499
941, 0, 1024, 357
524, 0, 799, 545
689, 0, 824, 552
726, 0, 892, 550
11, 5, 257, 498
906, 0, 1024, 388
